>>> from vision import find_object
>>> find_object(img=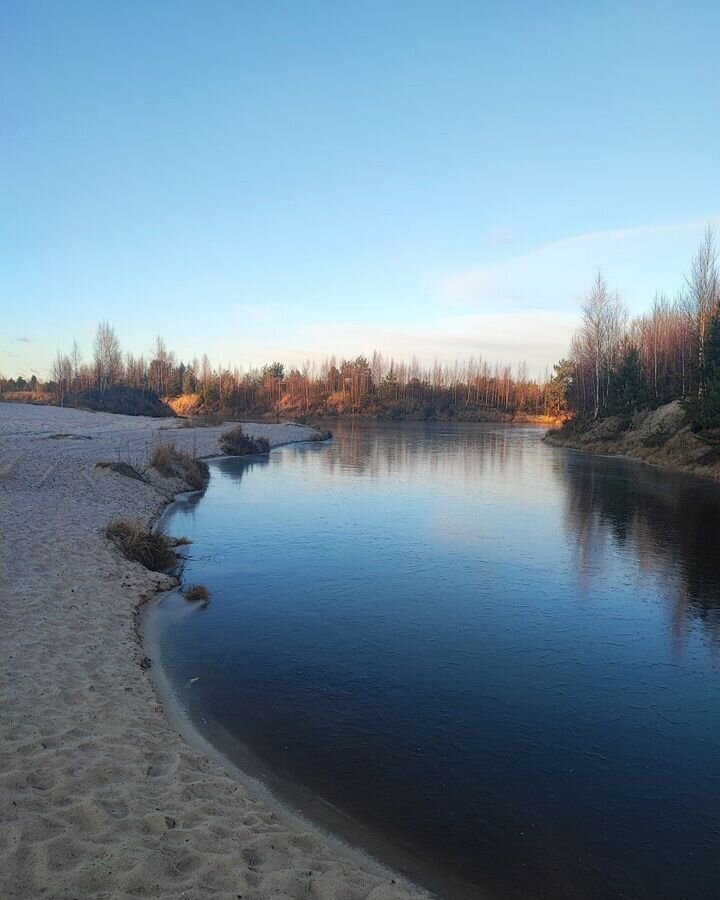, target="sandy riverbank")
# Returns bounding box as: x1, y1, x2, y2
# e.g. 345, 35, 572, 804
0, 403, 433, 900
